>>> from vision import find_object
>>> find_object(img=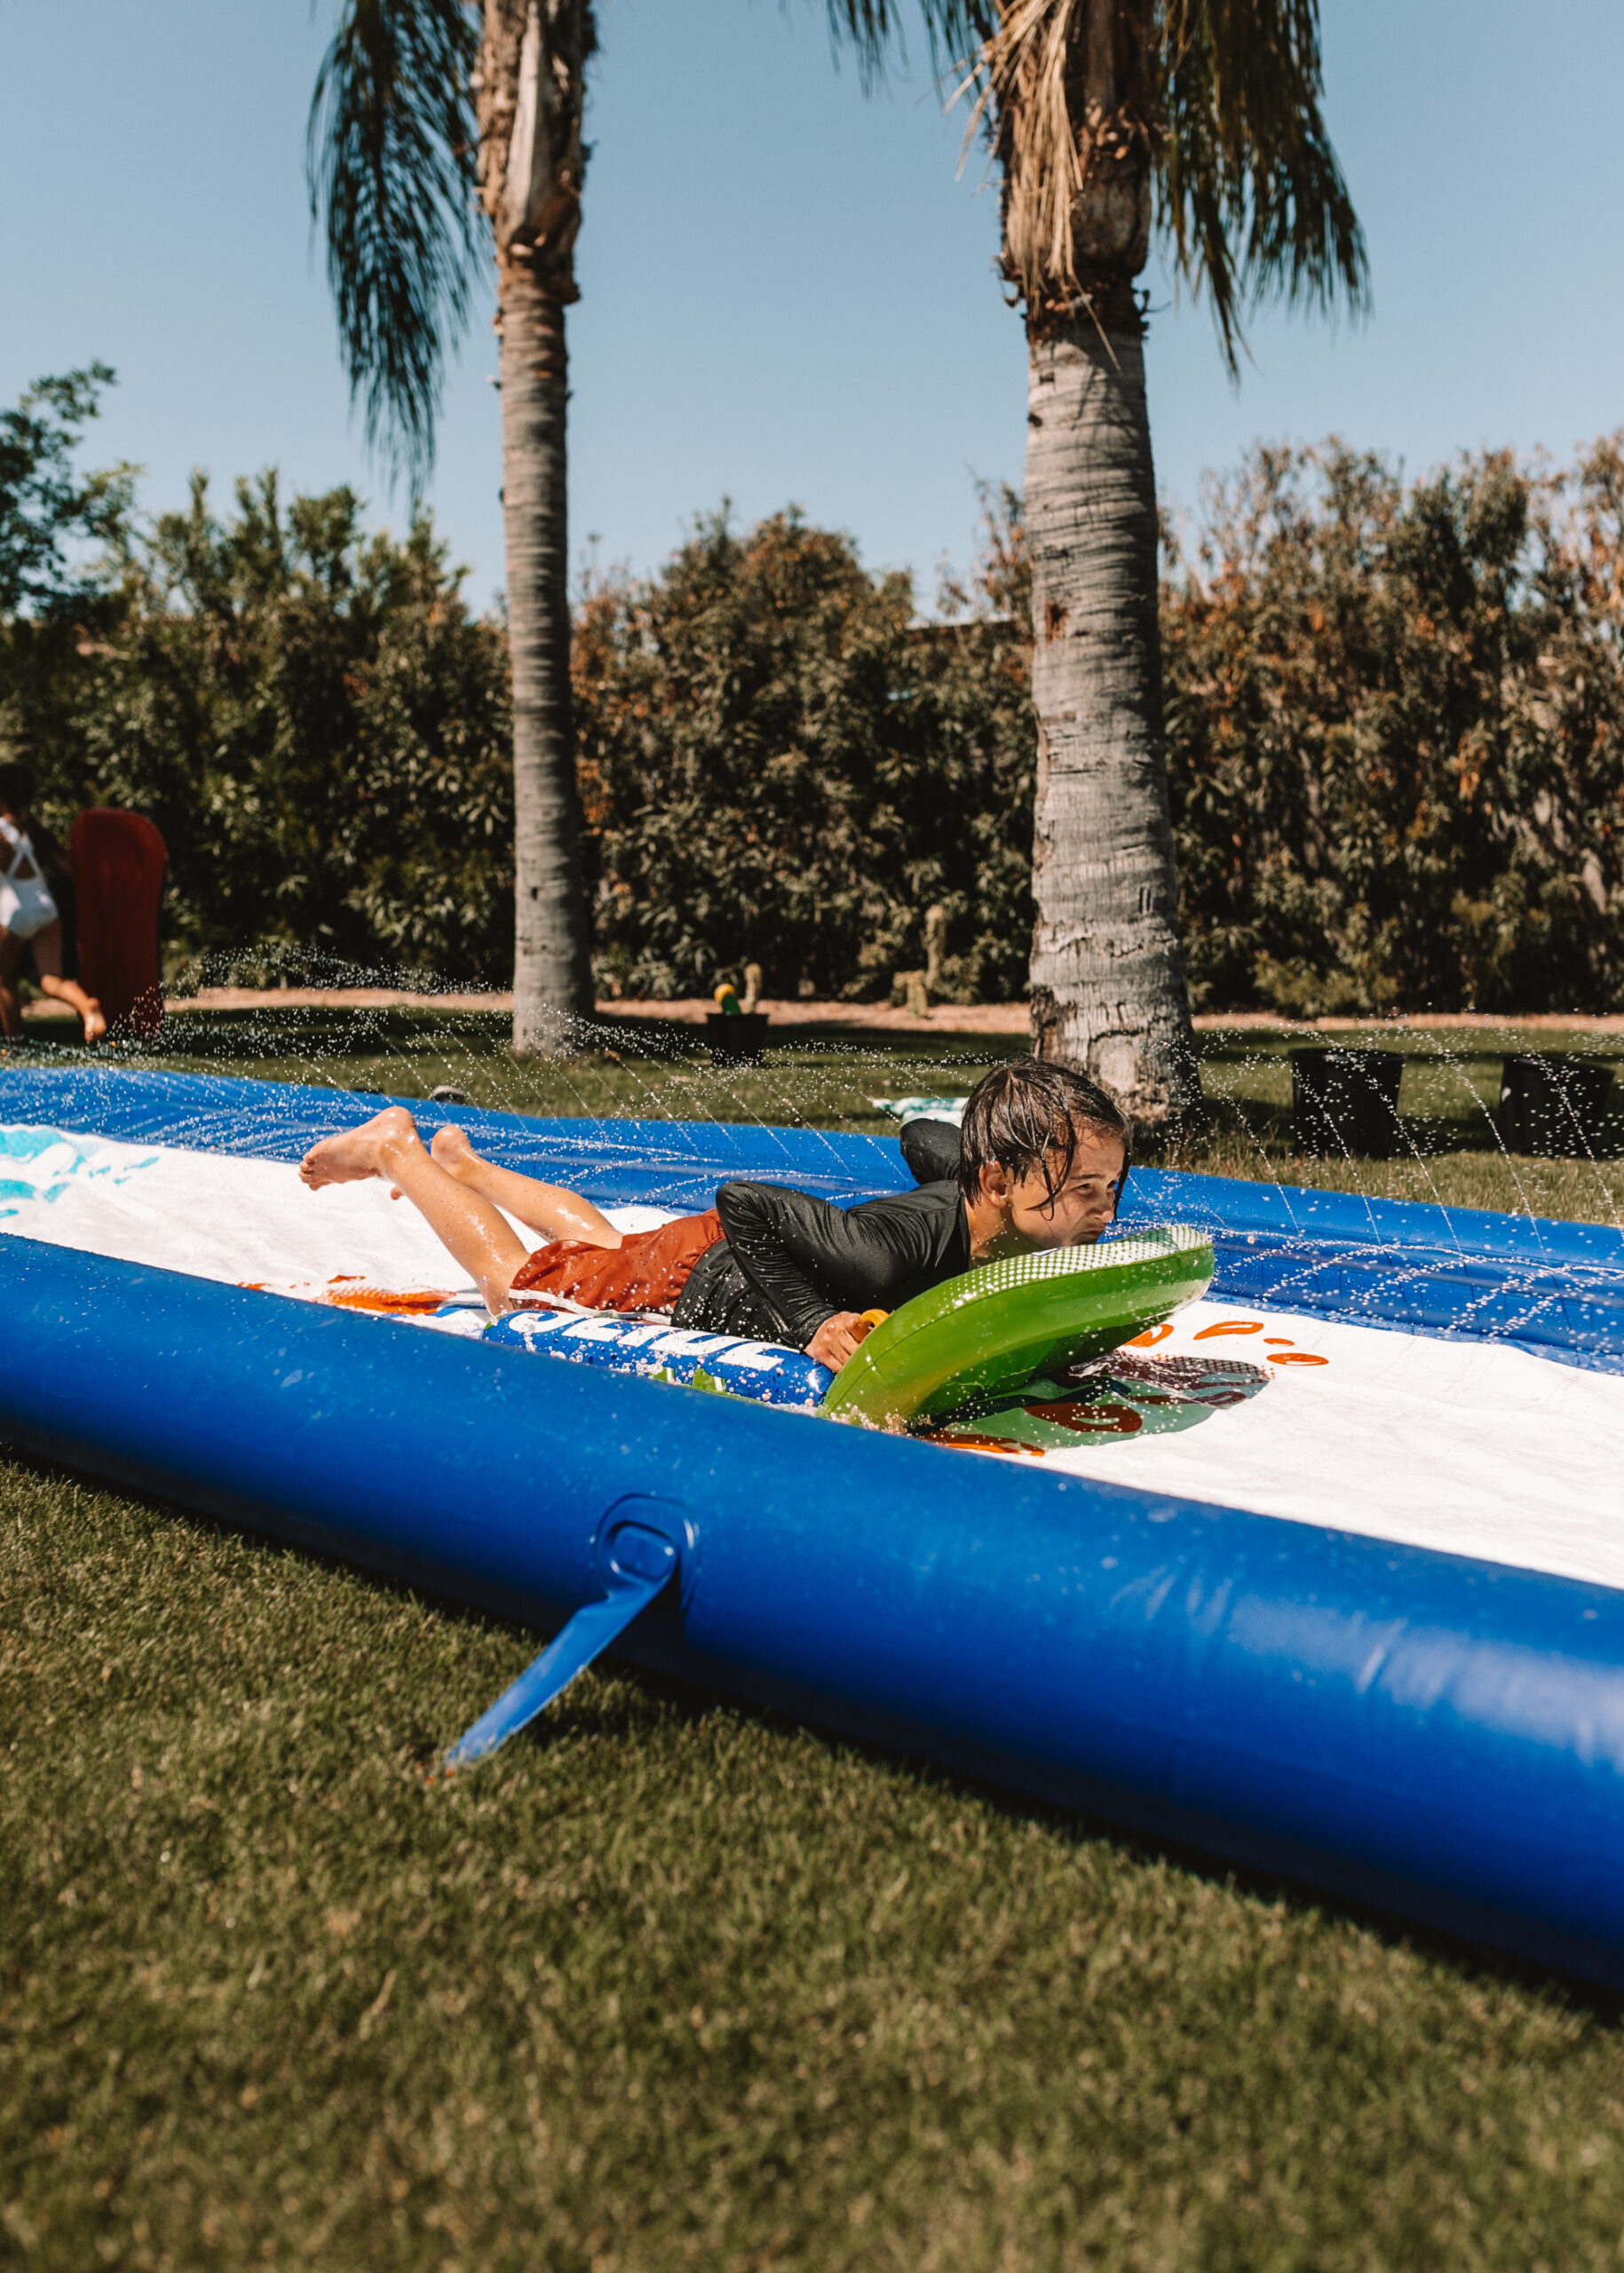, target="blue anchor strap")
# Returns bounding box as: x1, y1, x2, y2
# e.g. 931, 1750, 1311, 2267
444, 1522, 677, 1770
